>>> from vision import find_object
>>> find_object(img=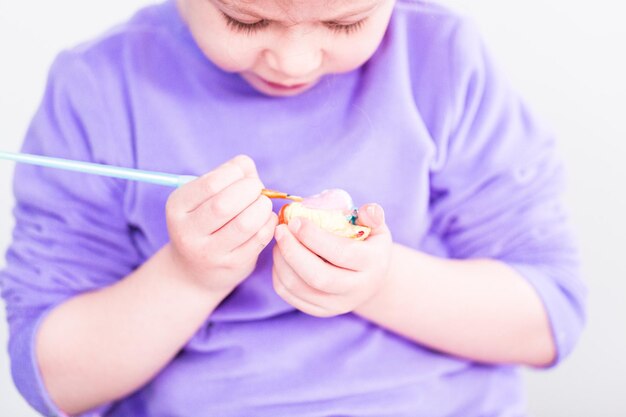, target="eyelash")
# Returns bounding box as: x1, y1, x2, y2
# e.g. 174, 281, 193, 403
326, 20, 365, 35
221, 13, 366, 35
223, 14, 270, 35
